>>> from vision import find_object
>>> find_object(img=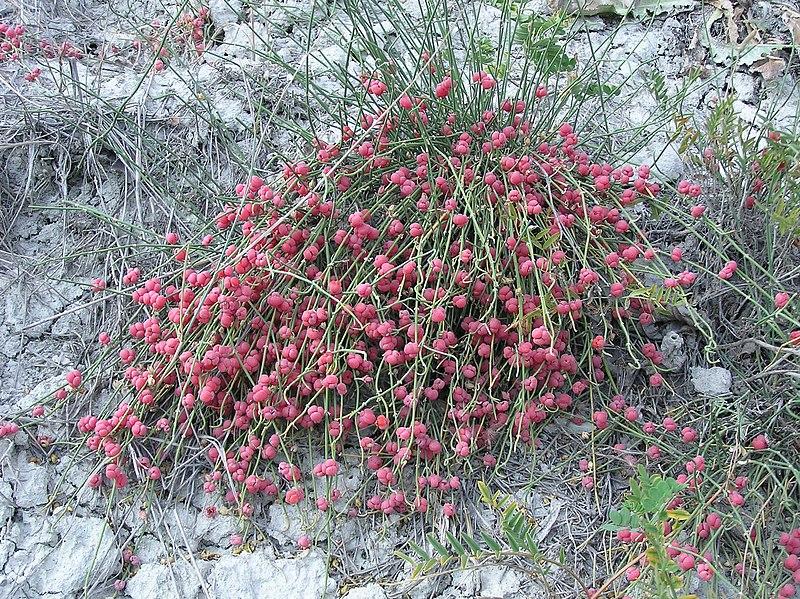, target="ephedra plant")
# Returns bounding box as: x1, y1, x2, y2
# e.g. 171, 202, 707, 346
3, 0, 798, 596
3, 0, 706, 542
